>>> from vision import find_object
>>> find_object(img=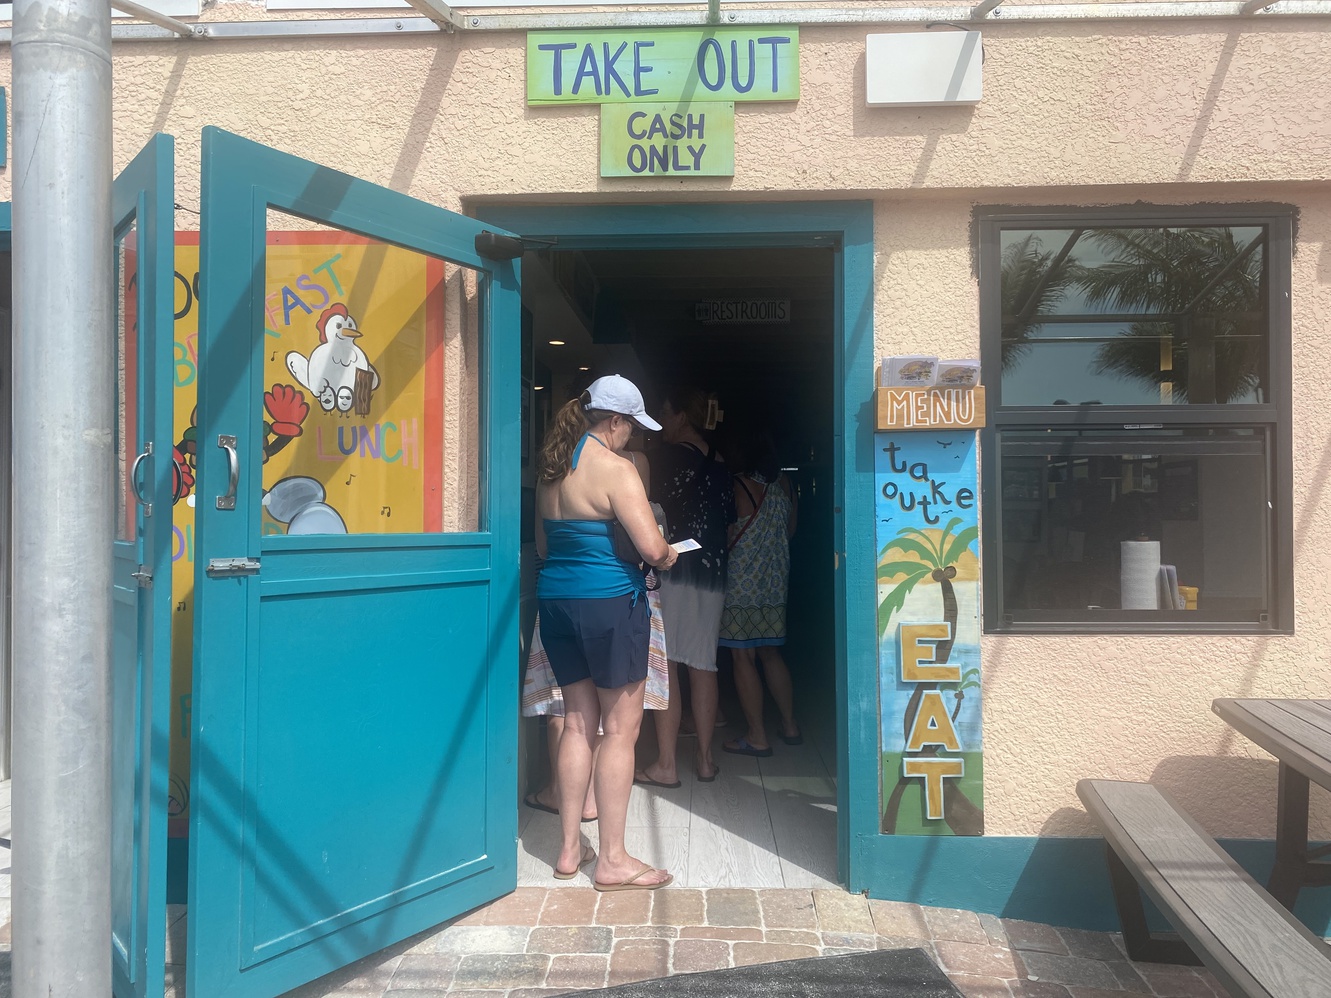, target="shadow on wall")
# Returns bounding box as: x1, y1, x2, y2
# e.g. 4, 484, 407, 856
1001, 758, 1331, 934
